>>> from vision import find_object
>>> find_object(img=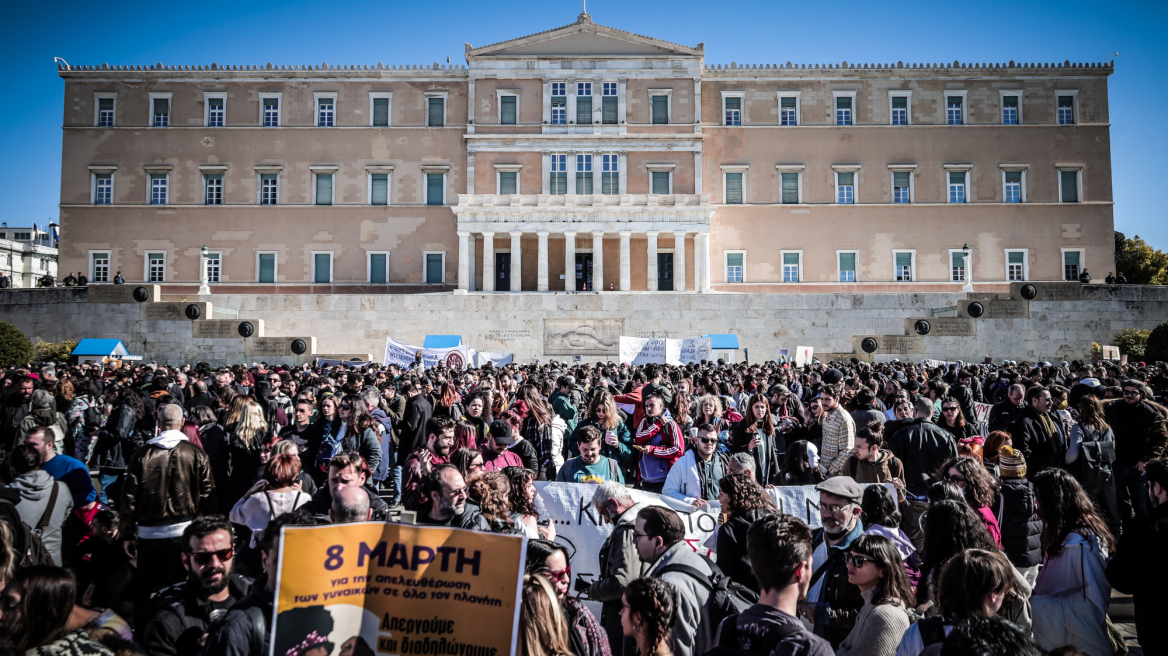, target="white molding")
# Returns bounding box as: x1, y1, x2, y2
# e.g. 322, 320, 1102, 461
942, 89, 970, 125
424, 91, 449, 127
780, 249, 803, 282
258, 91, 283, 127
310, 250, 334, 283
144, 250, 167, 283
146, 170, 170, 205
93, 92, 117, 127
368, 91, 392, 127
831, 90, 858, 125
999, 89, 1023, 125
1004, 248, 1029, 282
366, 169, 392, 205
313, 171, 336, 206
146, 91, 173, 127
256, 170, 280, 205
1056, 166, 1084, 203
720, 90, 745, 126
422, 250, 446, 283
495, 89, 520, 125
836, 249, 860, 283
647, 88, 674, 124
255, 251, 279, 283
1055, 89, 1080, 125
312, 92, 338, 128
892, 249, 916, 282
1061, 247, 1086, 281
1001, 167, 1028, 203
366, 250, 391, 283
775, 167, 803, 204
887, 89, 912, 125
724, 249, 747, 284
203, 92, 227, 127
88, 249, 112, 283
777, 90, 802, 126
